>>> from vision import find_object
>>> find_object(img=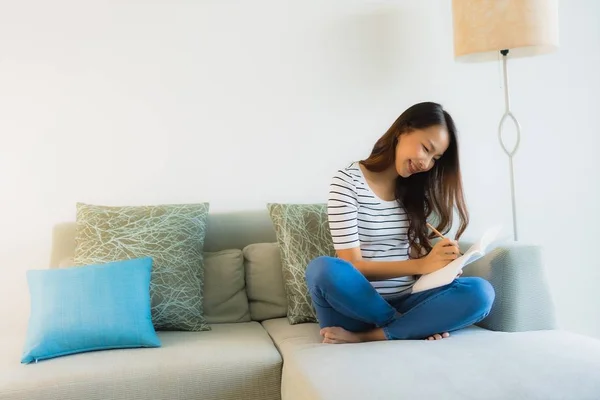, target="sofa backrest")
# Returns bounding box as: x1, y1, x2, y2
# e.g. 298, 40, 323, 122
49, 209, 278, 266
49, 209, 289, 324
